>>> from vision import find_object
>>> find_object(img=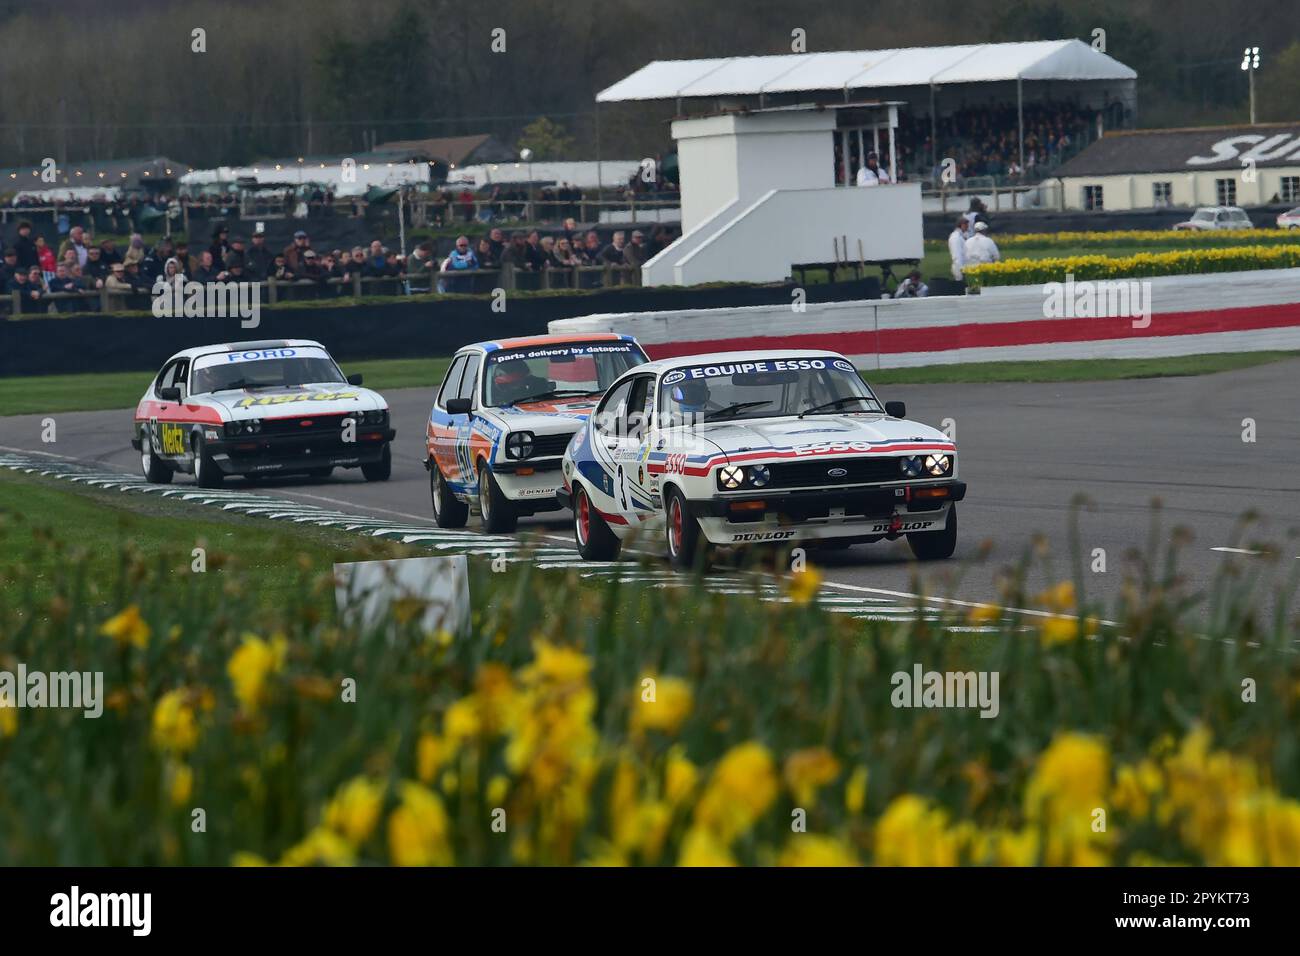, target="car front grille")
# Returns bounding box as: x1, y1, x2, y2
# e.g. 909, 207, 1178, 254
528, 432, 574, 458
765, 457, 903, 488
259, 413, 350, 435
